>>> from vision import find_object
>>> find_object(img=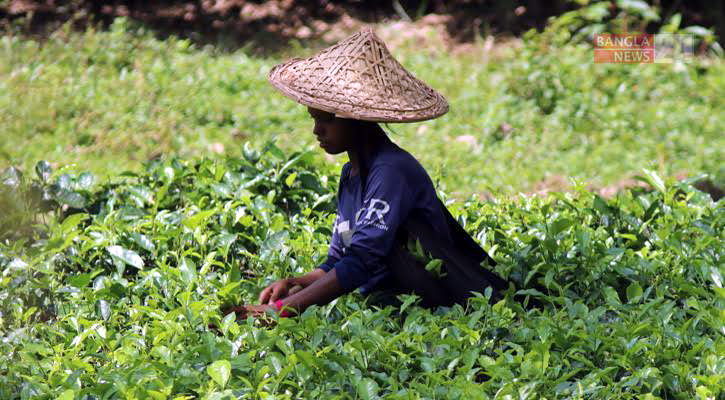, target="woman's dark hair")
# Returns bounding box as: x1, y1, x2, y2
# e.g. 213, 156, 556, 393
347, 119, 388, 146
